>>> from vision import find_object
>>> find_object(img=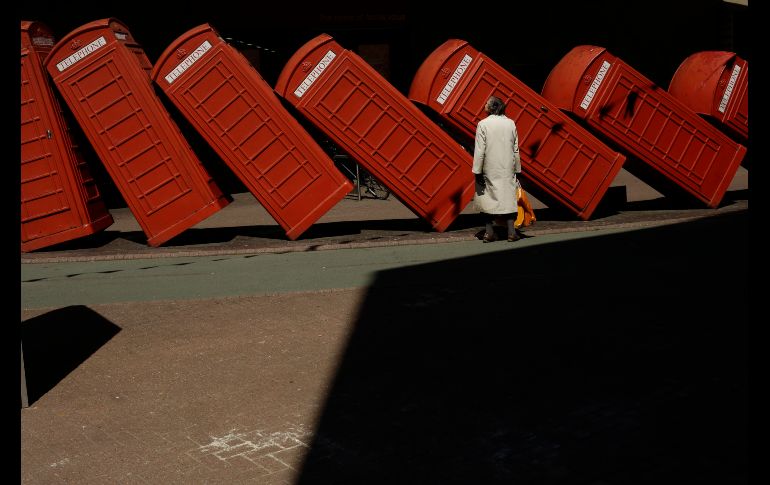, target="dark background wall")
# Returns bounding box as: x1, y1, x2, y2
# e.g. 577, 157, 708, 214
17, 0, 751, 203
19, 0, 750, 90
